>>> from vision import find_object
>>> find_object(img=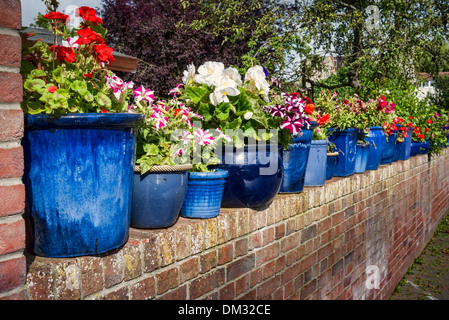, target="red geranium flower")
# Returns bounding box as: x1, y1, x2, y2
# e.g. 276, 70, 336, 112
76, 27, 104, 45
418, 134, 425, 139
43, 11, 70, 23
76, 6, 103, 25
305, 103, 315, 115
93, 44, 115, 63
317, 113, 330, 126
50, 45, 75, 63
47, 86, 57, 93
83, 72, 93, 79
